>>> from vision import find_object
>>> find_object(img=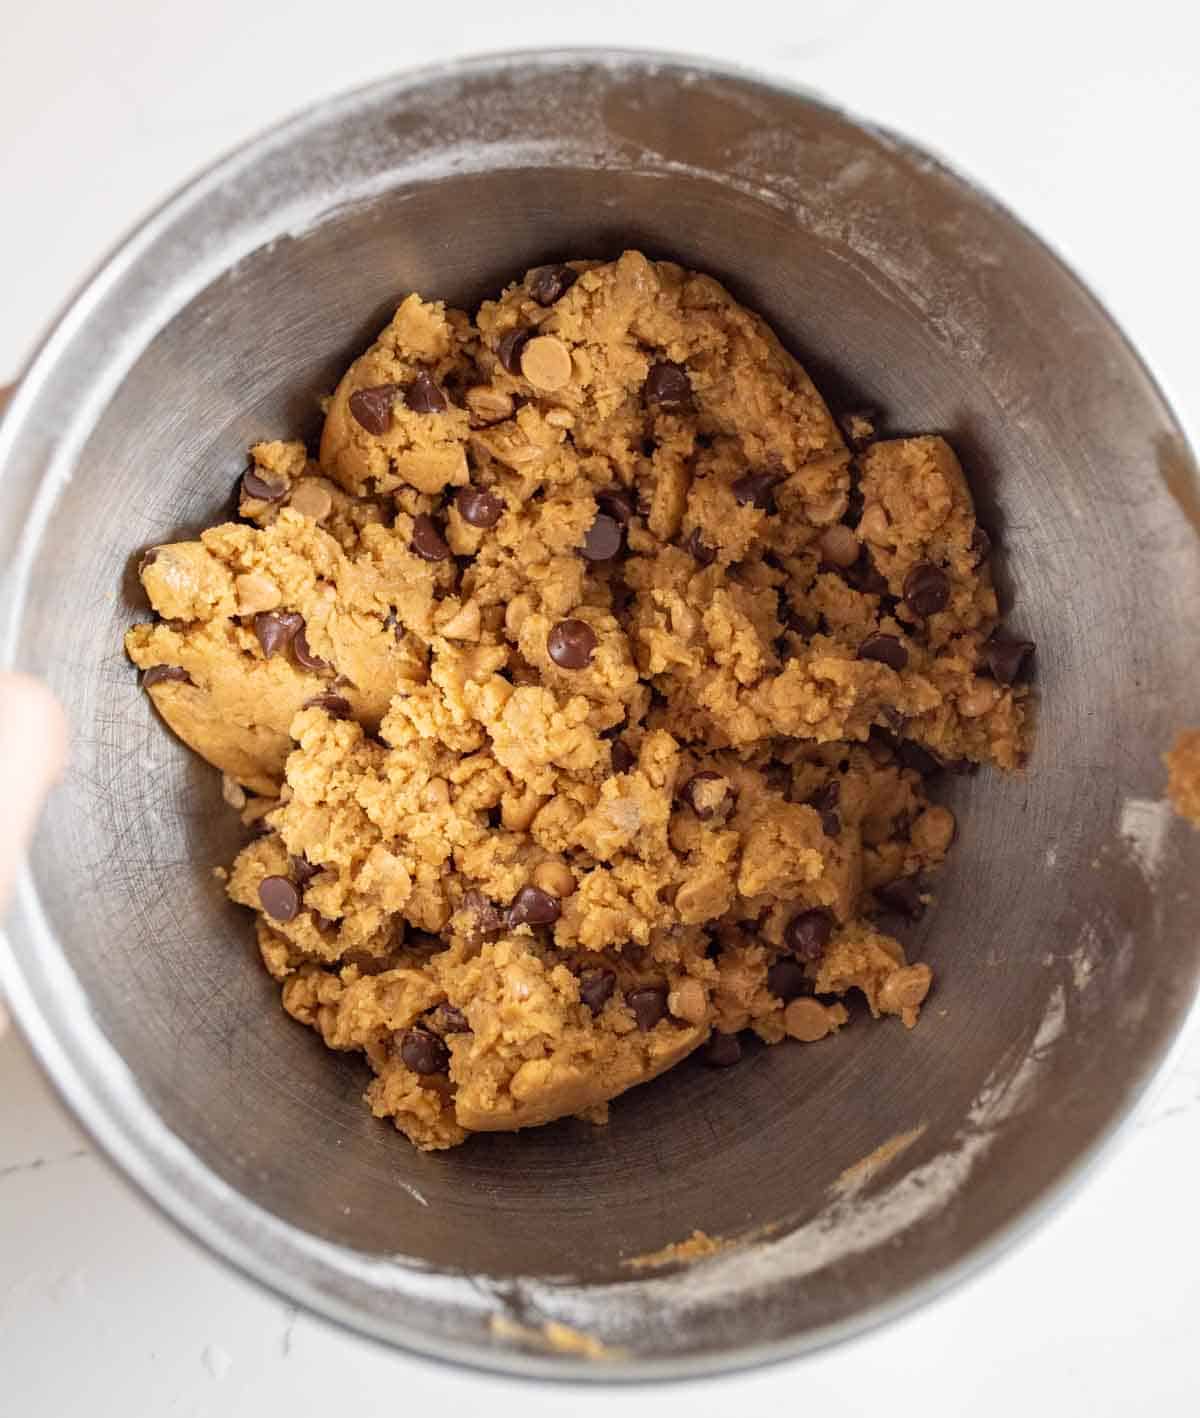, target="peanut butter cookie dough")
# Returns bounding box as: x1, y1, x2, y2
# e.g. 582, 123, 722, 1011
126, 252, 1034, 1150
